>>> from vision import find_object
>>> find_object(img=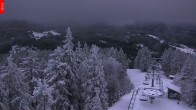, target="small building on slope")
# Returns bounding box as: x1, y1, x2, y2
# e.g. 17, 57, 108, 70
167, 82, 181, 100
